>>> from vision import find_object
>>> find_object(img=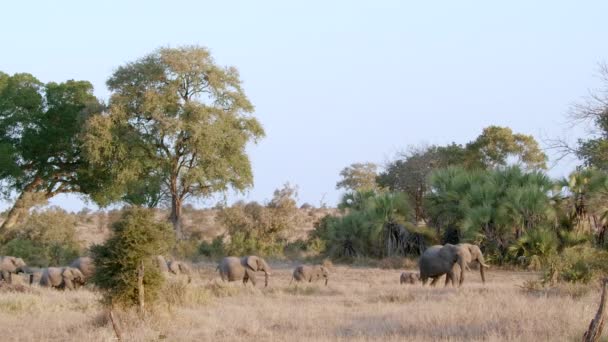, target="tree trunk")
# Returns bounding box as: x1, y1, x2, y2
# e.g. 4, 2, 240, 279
583, 278, 608, 342
170, 194, 183, 240
137, 260, 145, 315
0, 177, 46, 236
